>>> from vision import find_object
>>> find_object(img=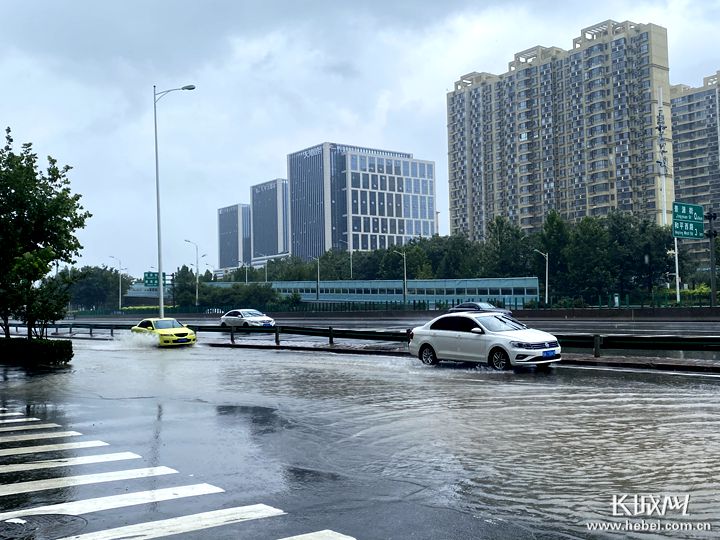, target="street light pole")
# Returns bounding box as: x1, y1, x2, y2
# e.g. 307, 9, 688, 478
312, 257, 320, 300
338, 239, 353, 279
109, 256, 123, 311
533, 249, 549, 306
184, 239, 205, 307
154, 83, 195, 318
393, 250, 407, 304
